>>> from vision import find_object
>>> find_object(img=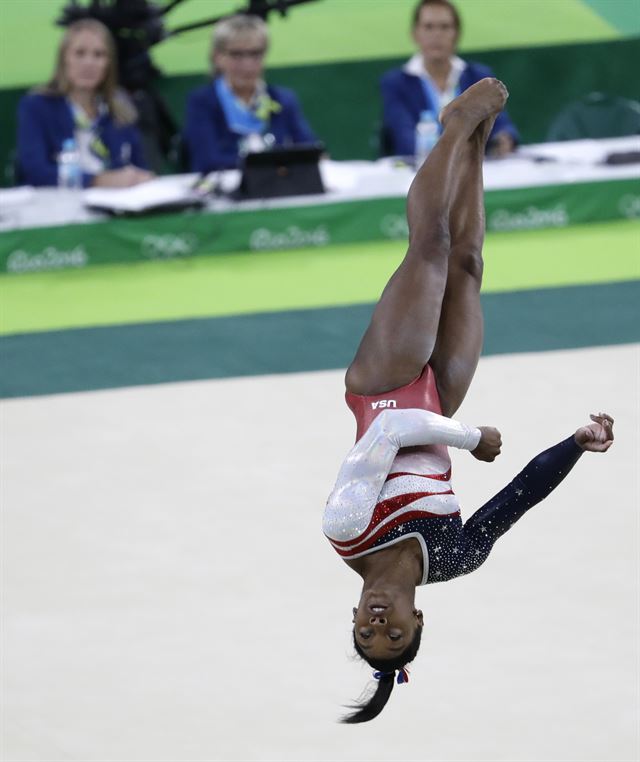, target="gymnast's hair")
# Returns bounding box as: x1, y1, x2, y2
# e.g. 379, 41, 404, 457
341, 626, 423, 724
